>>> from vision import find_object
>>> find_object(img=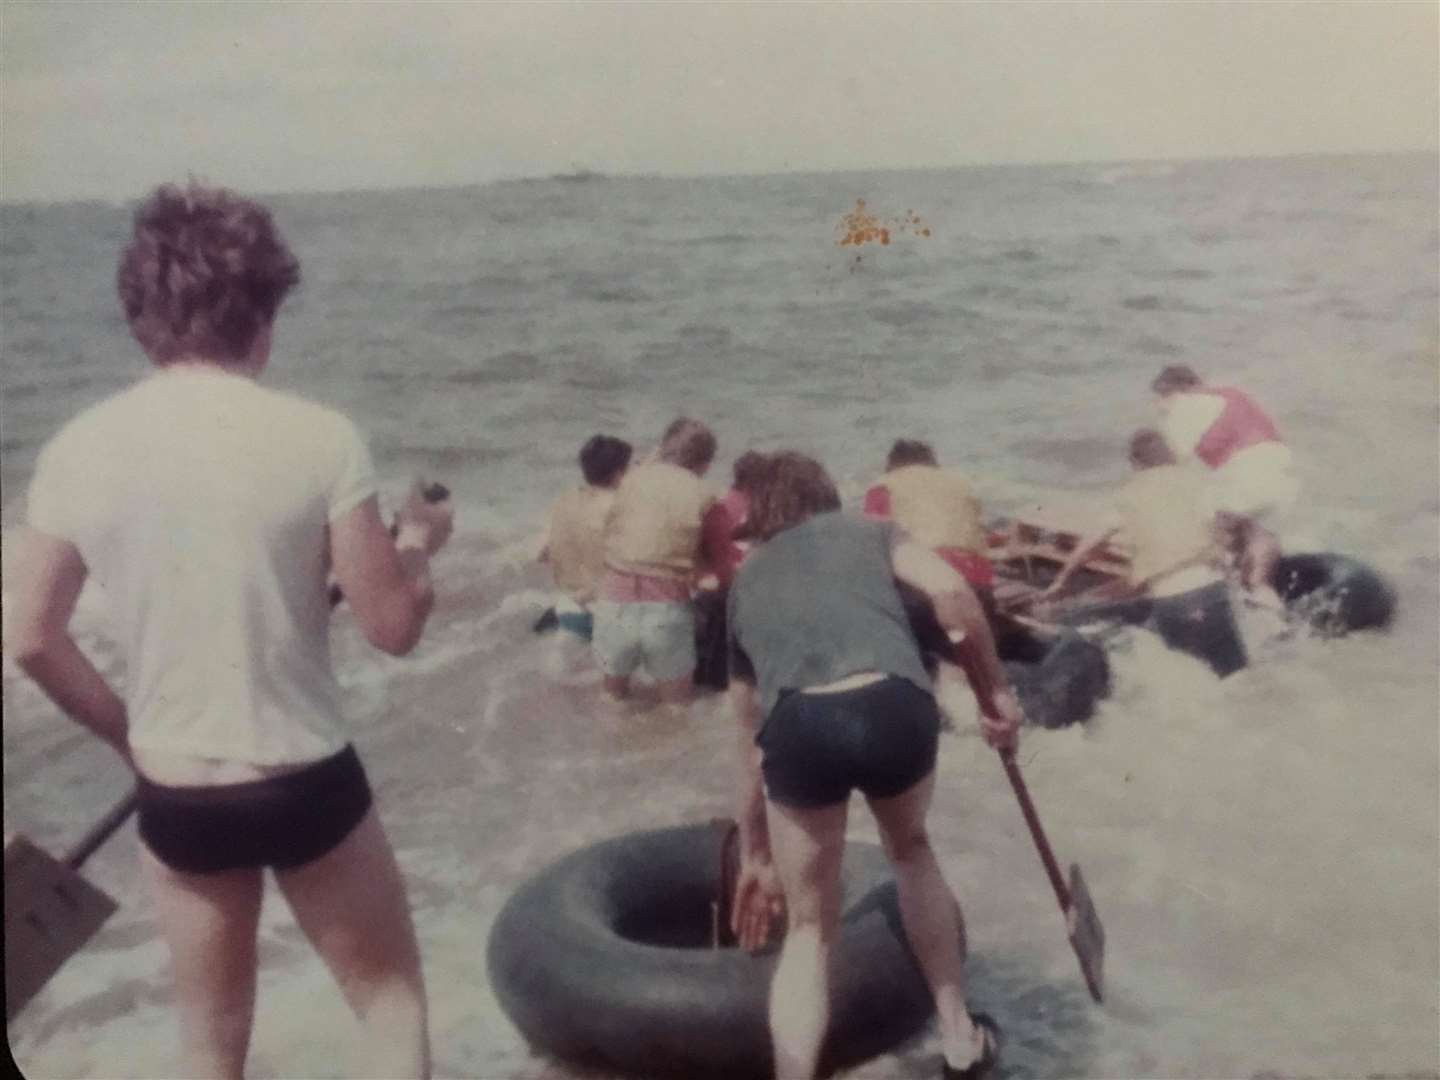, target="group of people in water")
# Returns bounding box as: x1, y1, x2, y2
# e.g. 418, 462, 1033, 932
8, 179, 1296, 1080
539, 361, 1297, 691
